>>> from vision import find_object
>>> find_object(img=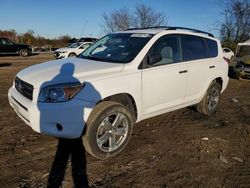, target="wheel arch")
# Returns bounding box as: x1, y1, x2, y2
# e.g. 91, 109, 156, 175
68, 52, 77, 57
214, 77, 223, 91
97, 93, 138, 122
